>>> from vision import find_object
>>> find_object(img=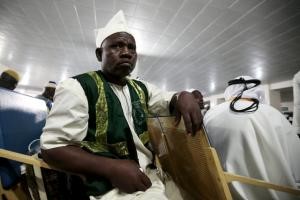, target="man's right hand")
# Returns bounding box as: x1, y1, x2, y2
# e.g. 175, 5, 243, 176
41, 146, 152, 194
108, 159, 152, 193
